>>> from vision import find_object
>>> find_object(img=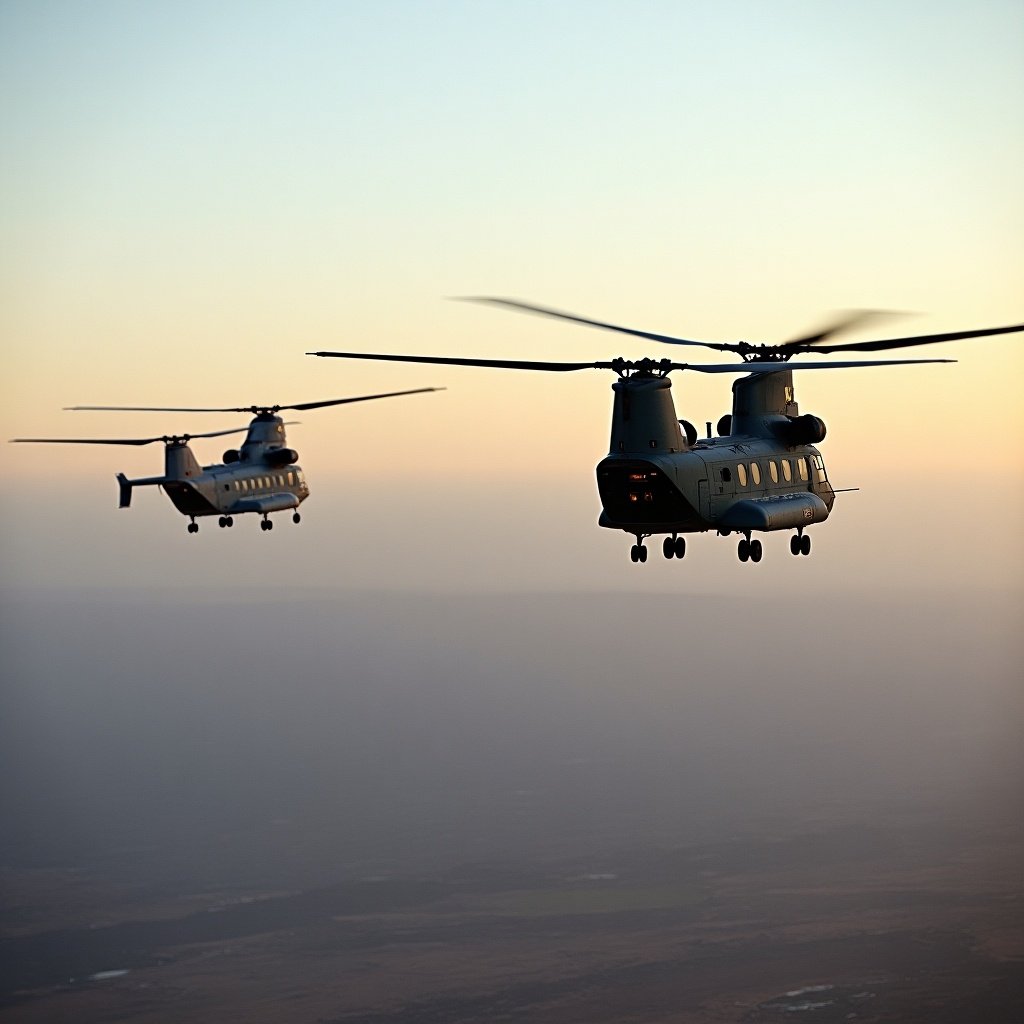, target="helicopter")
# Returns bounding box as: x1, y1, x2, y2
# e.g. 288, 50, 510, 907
310, 300, 1023, 563
11, 388, 442, 534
